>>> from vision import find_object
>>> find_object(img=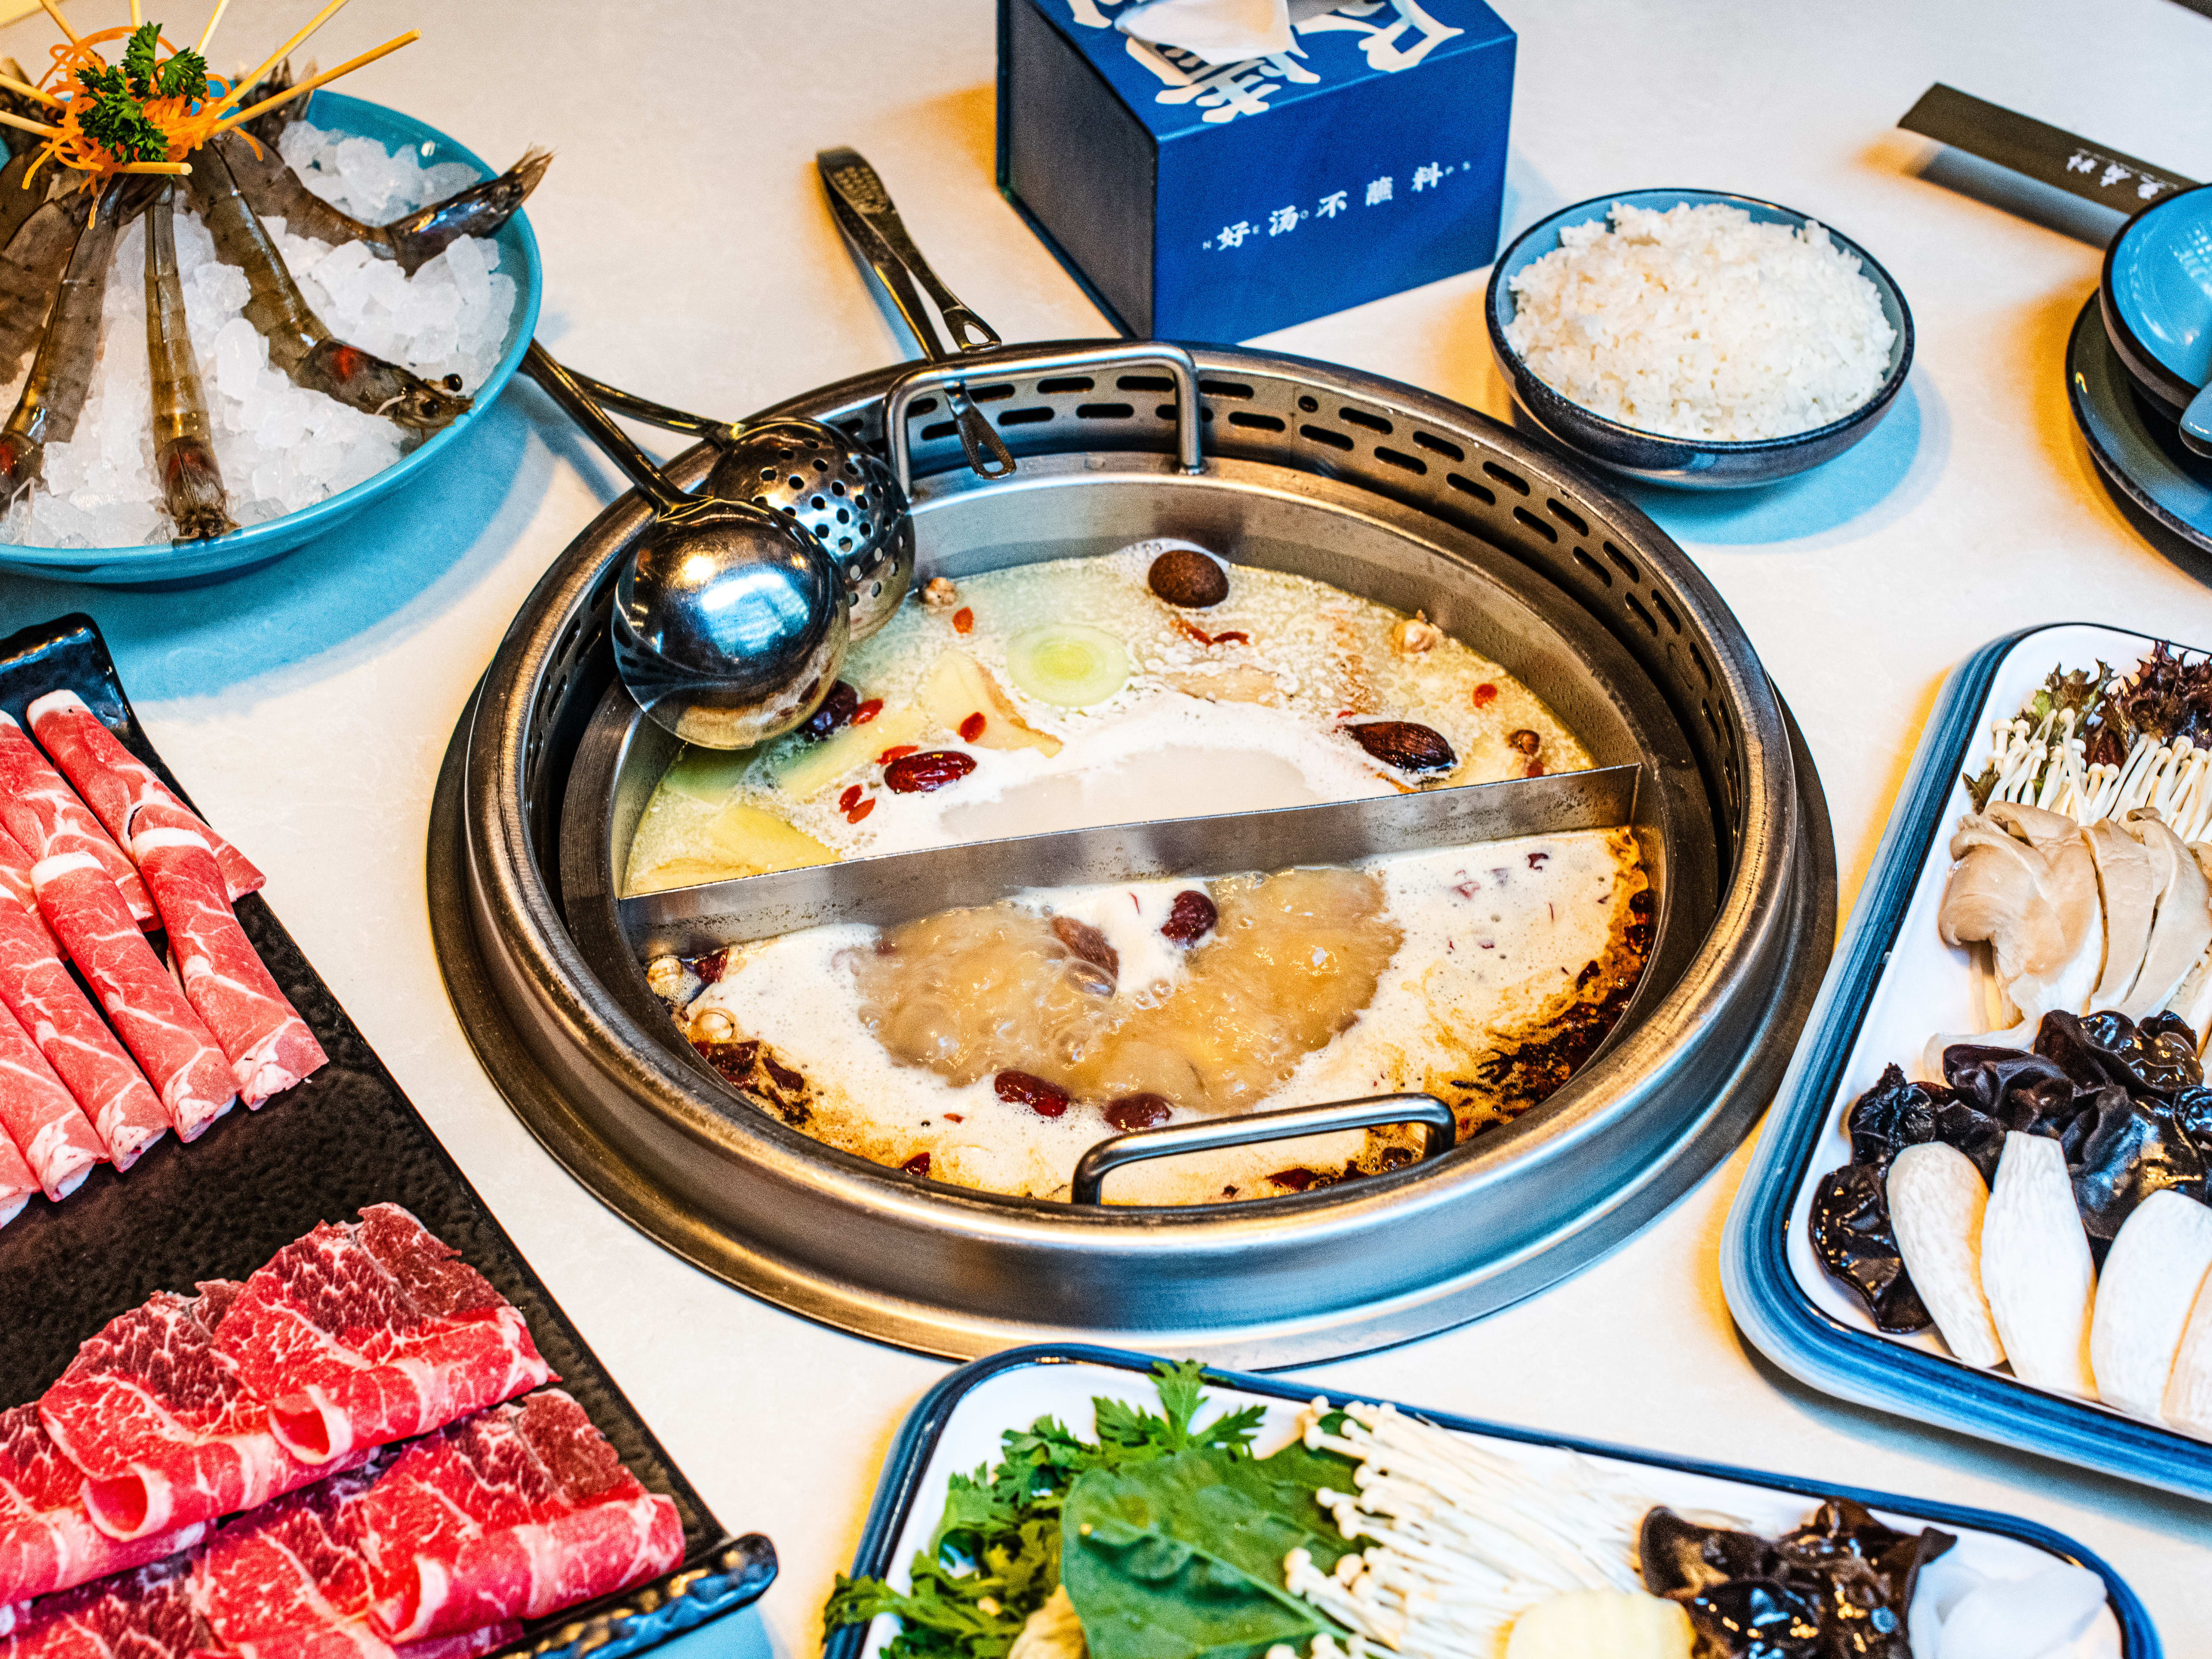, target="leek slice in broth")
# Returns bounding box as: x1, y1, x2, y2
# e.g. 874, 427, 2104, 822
1007, 624, 1130, 707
